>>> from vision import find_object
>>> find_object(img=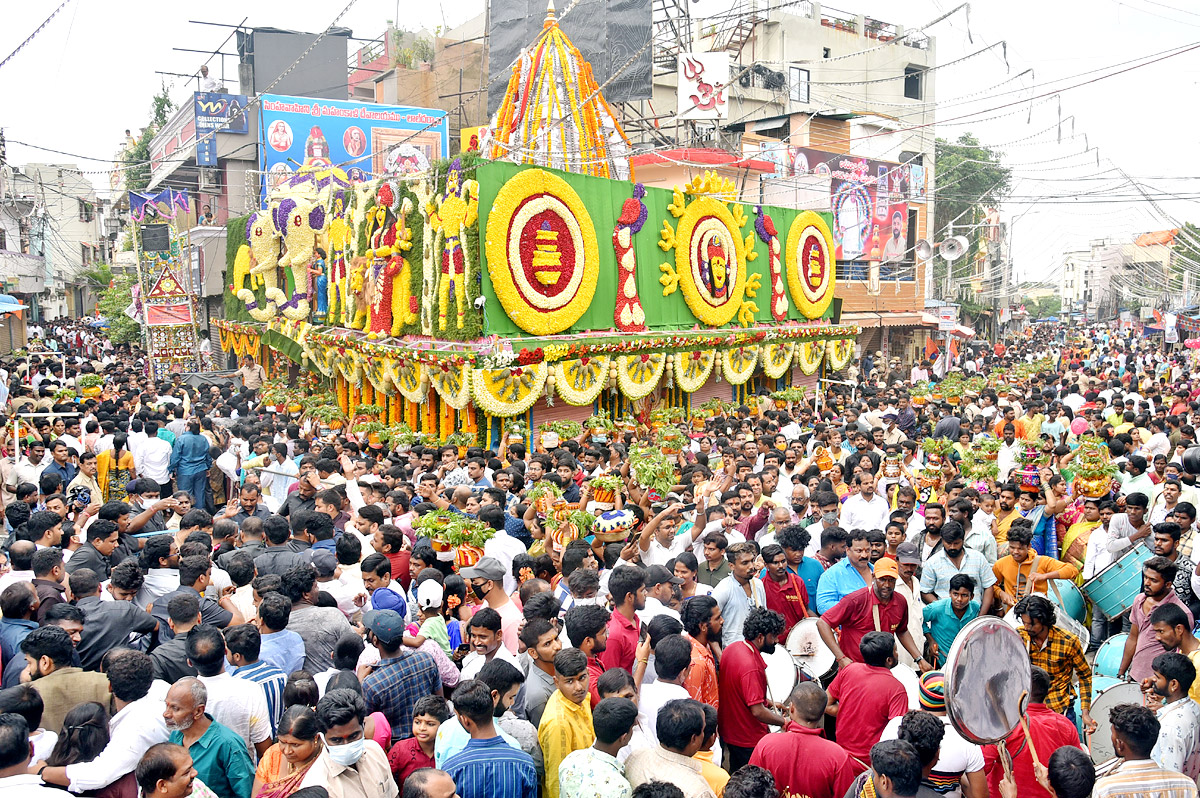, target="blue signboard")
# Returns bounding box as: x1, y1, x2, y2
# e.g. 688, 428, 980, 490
258, 94, 449, 199
193, 92, 249, 167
